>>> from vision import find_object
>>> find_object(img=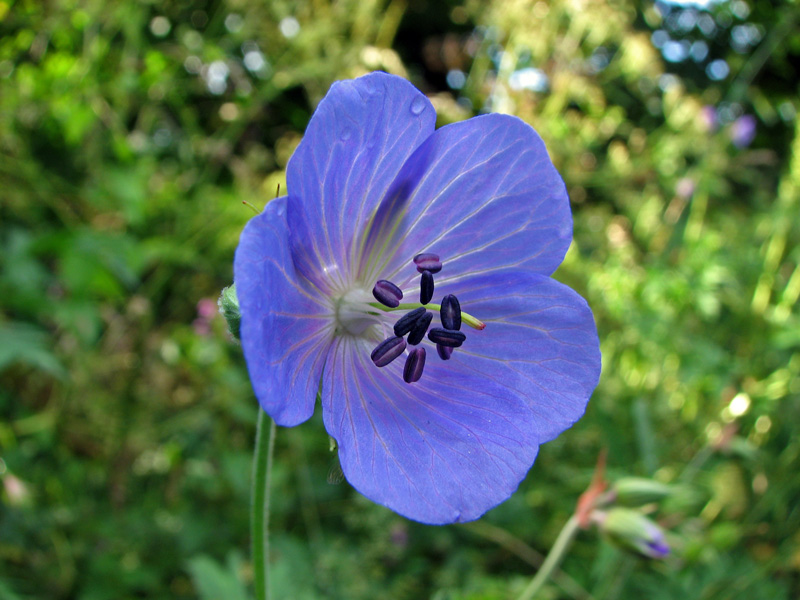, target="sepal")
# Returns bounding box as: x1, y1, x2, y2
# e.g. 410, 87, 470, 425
218, 284, 241, 340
